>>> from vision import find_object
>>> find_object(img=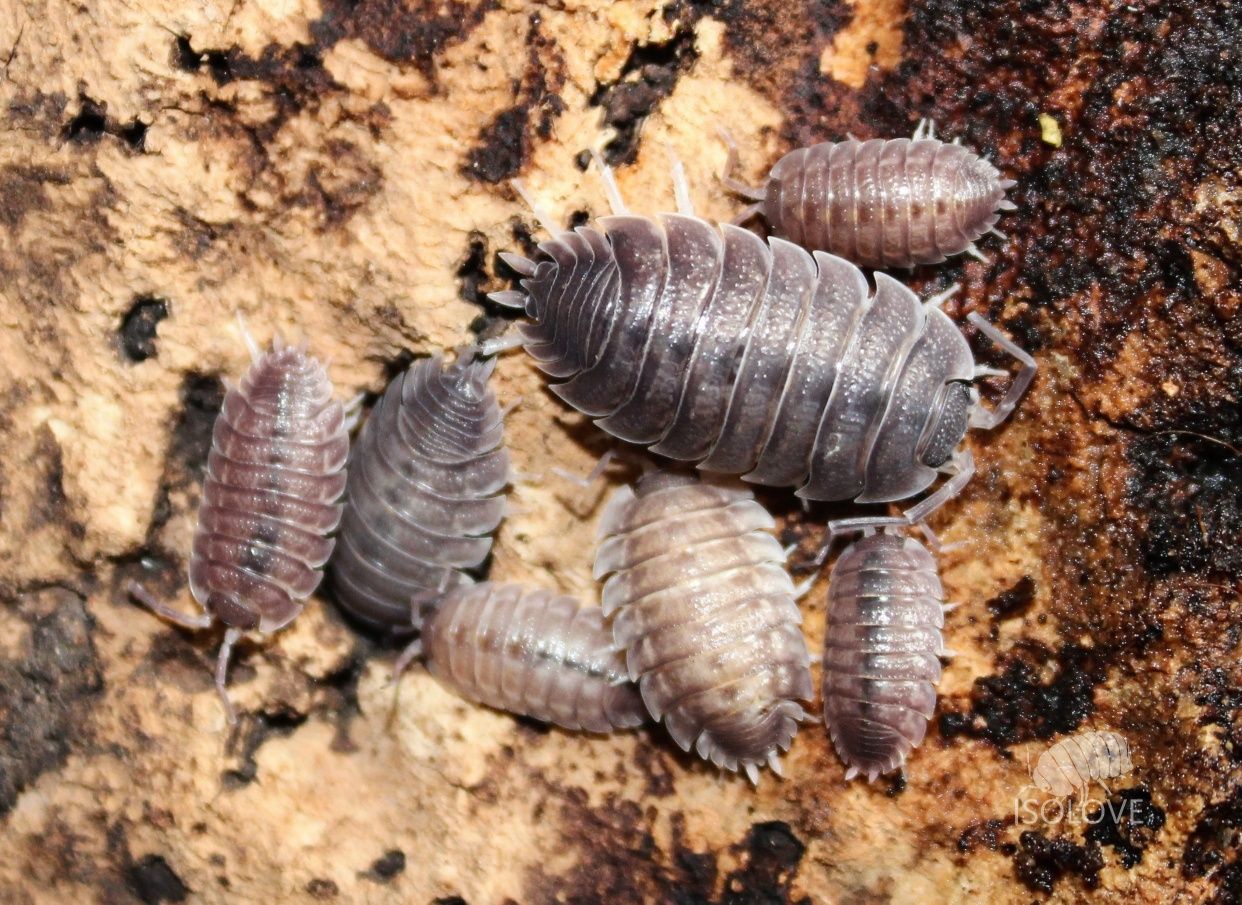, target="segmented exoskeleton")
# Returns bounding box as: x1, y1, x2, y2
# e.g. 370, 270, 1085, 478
130, 328, 350, 723
411, 582, 647, 733
487, 153, 1035, 529
821, 524, 950, 781
1032, 731, 1134, 797
329, 351, 508, 633
594, 470, 814, 783
722, 120, 1017, 268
